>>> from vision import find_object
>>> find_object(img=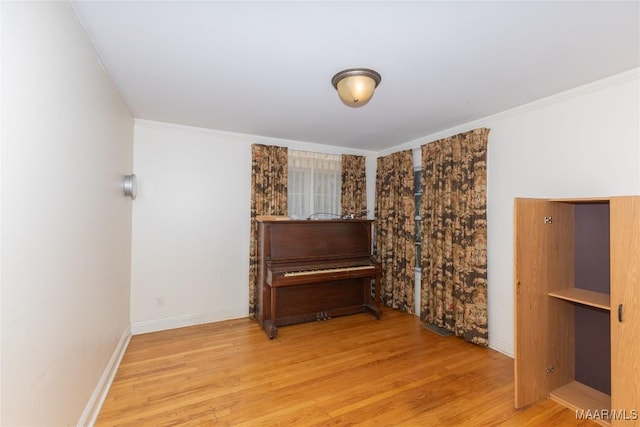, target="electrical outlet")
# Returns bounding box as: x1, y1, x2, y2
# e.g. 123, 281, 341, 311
156, 296, 165, 307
